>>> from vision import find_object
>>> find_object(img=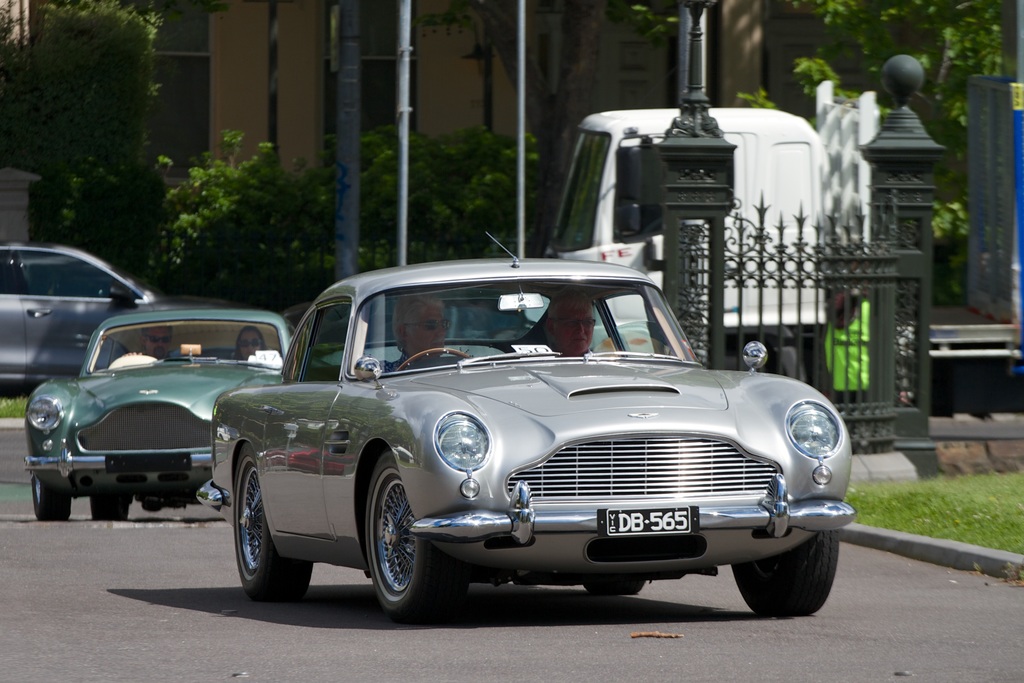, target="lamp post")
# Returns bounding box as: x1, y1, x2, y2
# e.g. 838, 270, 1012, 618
657, 0, 735, 368
671, 0, 721, 138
